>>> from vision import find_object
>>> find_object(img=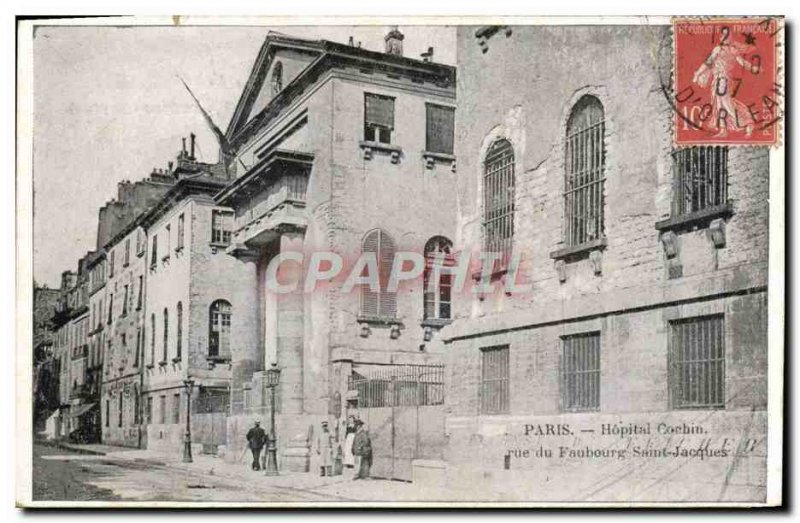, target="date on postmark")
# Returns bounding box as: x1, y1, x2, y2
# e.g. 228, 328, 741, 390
673, 17, 782, 146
